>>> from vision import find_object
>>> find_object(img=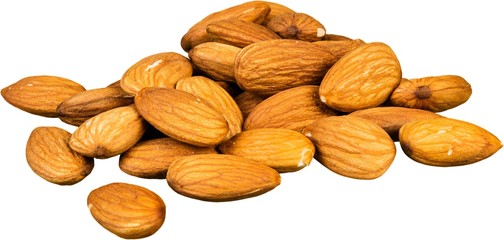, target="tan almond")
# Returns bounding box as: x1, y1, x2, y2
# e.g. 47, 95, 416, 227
134, 87, 229, 147
120, 52, 193, 95
389, 75, 472, 112
69, 105, 146, 159
399, 118, 502, 166
234, 91, 264, 119
244, 85, 337, 132
319, 42, 402, 112
181, 1, 271, 51
235, 39, 335, 96
267, 12, 326, 41
259, 1, 296, 26
87, 182, 166, 239
26, 126, 94, 185
1, 75, 85, 117
188, 42, 241, 83
207, 19, 280, 48
119, 137, 217, 179
56, 87, 134, 126
218, 128, 315, 172
167, 154, 281, 201
349, 106, 443, 141
302, 116, 396, 179
313, 39, 366, 61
